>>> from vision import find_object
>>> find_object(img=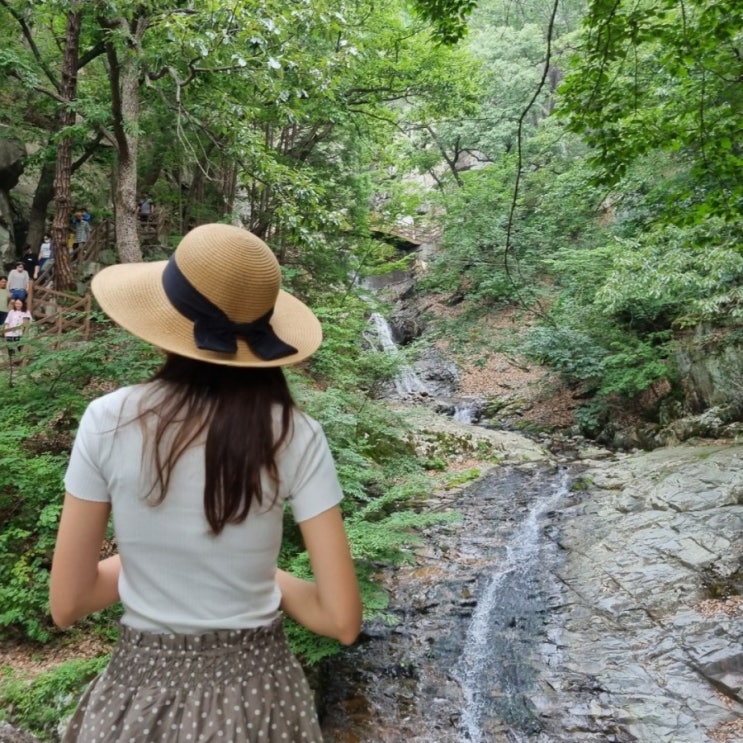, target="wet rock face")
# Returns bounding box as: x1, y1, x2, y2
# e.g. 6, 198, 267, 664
320, 465, 564, 743
553, 444, 743, 743
319, 441, 743, 742
413, 347, 460, 397
389, 305, 426, 345
676, 327, 743, 413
